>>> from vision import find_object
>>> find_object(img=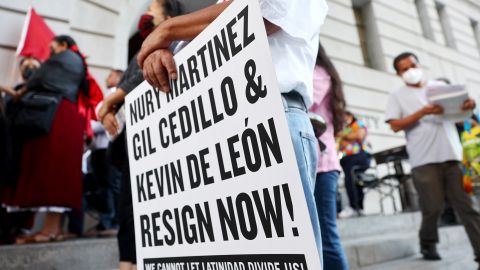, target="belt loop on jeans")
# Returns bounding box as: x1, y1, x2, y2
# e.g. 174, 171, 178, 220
281, 91, 307, 112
